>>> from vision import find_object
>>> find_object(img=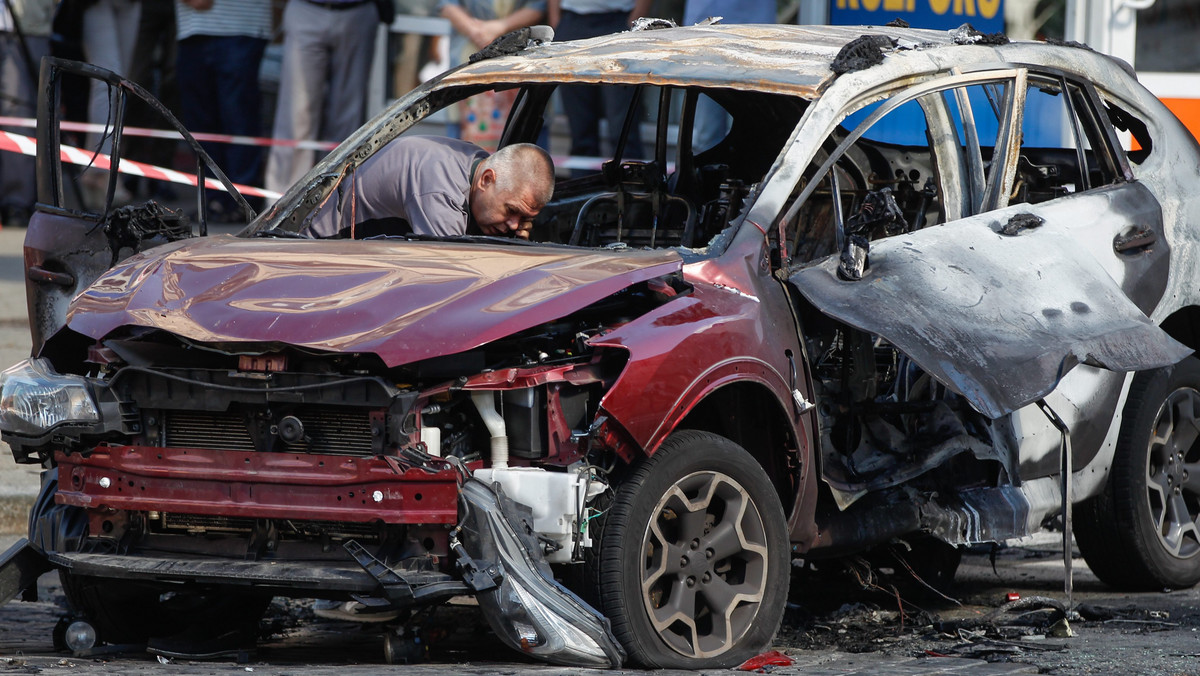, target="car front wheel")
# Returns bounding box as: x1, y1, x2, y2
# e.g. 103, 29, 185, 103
593, 430, 789, 669
1076, 357, 1200, 590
